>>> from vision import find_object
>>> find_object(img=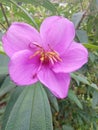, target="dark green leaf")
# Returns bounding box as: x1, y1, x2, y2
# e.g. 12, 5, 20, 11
90, 83, 98, 90
62, 125, 74, 130
45, 88, 59, 112
76, 30, 88, 43
2, 87, 24, 130
0, 54, 9, 75
92, 91, 98, 108
2, 83, 53, 130
72, 12, 85, 28
68, 90, 83, 109
42, 0, 57, 14
89, 52, 96, 62
0, 67, 8, 75
71, 73, 98, 91
71, 73, 89, 85
0, 76, 16, 97
0, 54, 9, 66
